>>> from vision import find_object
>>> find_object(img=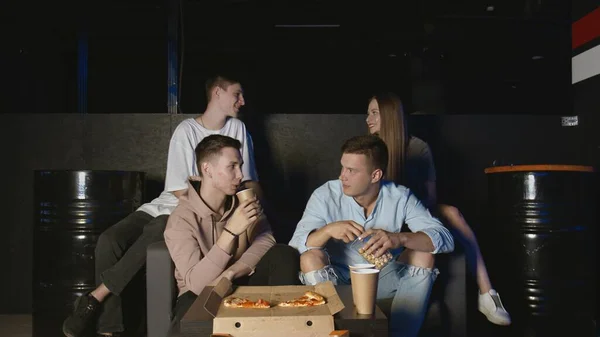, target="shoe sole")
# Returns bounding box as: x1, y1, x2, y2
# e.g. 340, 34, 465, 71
479, 307, 511, 326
